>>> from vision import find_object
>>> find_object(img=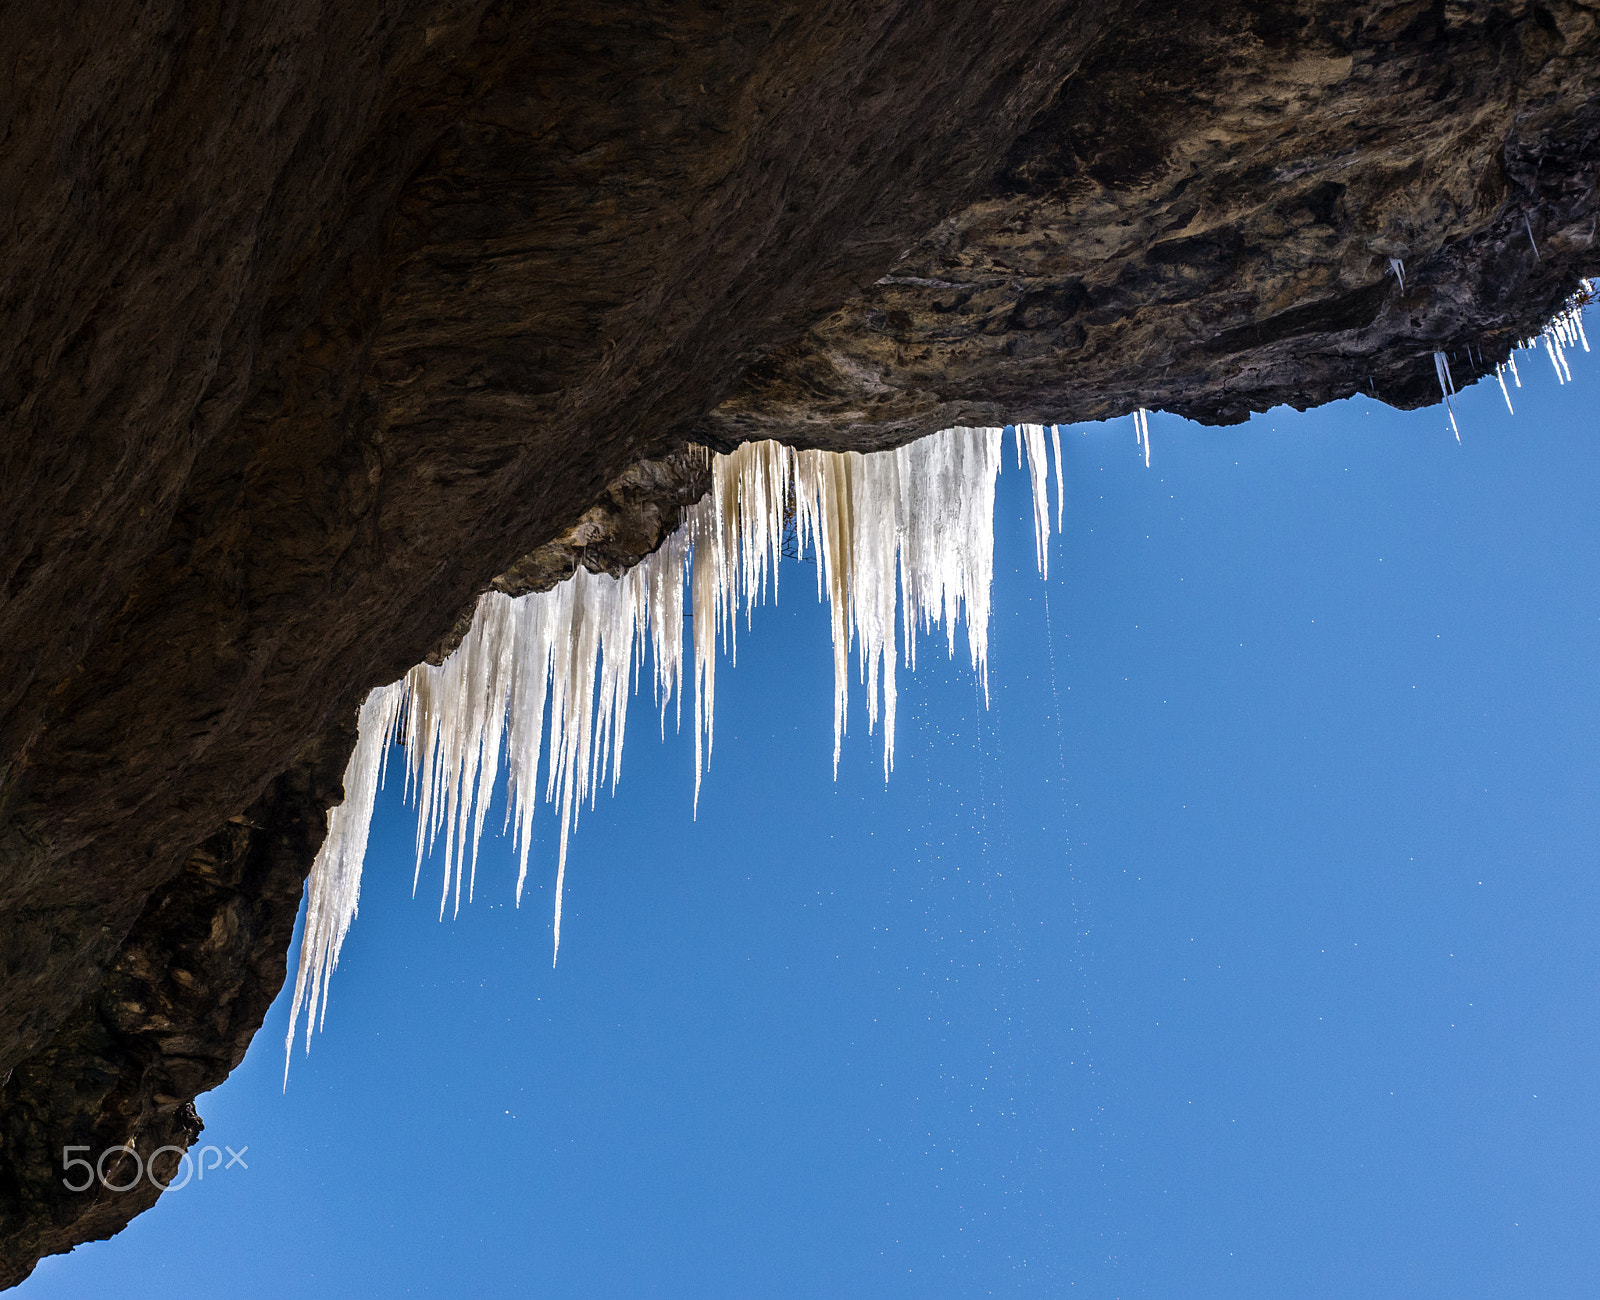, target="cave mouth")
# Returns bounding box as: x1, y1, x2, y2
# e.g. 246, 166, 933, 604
3, 0, 1600, 1287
